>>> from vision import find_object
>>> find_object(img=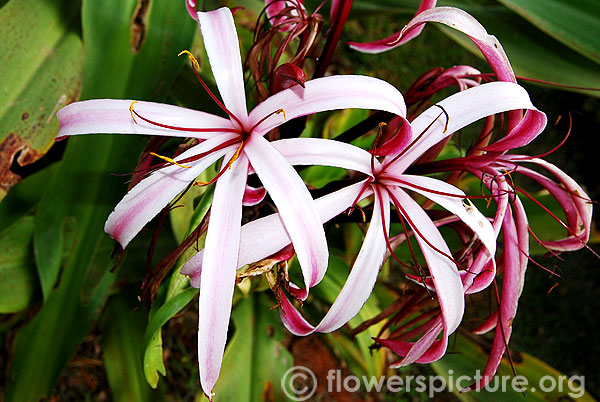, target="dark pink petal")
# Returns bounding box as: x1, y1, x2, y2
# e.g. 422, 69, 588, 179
242, 184, 266, 206
265, 0, 304, 32
348, 0, 437, 52
483, 109, 548, 152
467, 198, 529, 390
279, 189, 390, 335
186, 0, 198, 21
512, 157, 592, 251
